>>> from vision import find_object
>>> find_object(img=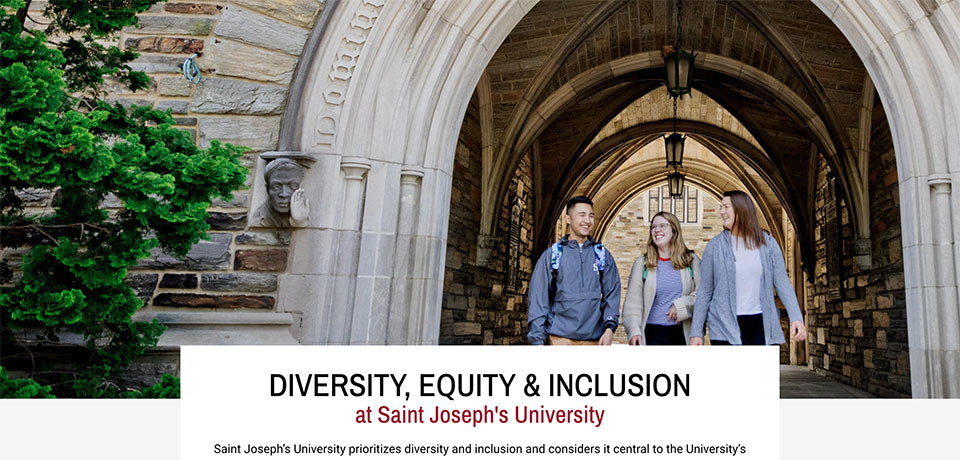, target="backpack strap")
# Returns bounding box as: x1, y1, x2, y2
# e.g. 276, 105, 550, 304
548, 237, 565, 306
549, 238, 609, 314
593, 240, 606, 313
